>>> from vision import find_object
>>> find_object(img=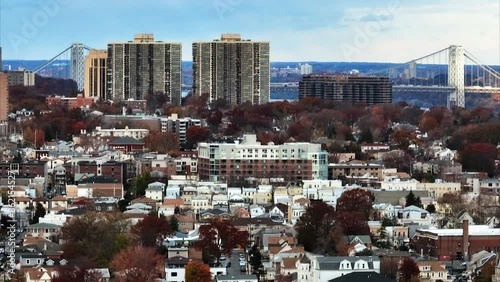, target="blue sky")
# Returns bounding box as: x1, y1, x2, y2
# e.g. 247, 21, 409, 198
1, 0, 499, 64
